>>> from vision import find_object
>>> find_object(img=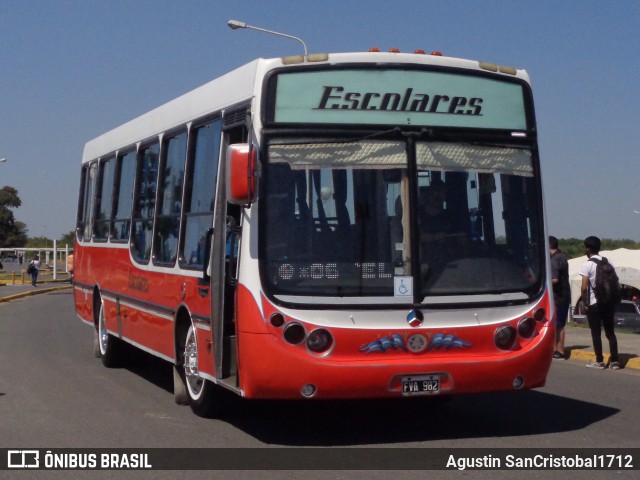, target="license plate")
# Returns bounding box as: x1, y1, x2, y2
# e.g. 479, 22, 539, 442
402, 374, 440, 395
